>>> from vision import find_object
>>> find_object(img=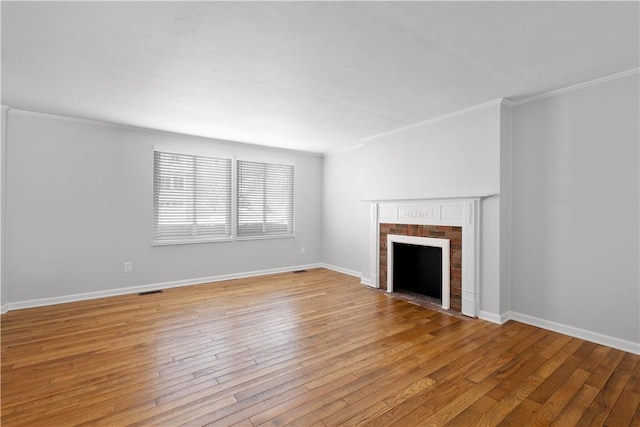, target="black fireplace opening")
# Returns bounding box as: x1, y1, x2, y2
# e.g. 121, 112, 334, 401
393, 242, 442, 301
